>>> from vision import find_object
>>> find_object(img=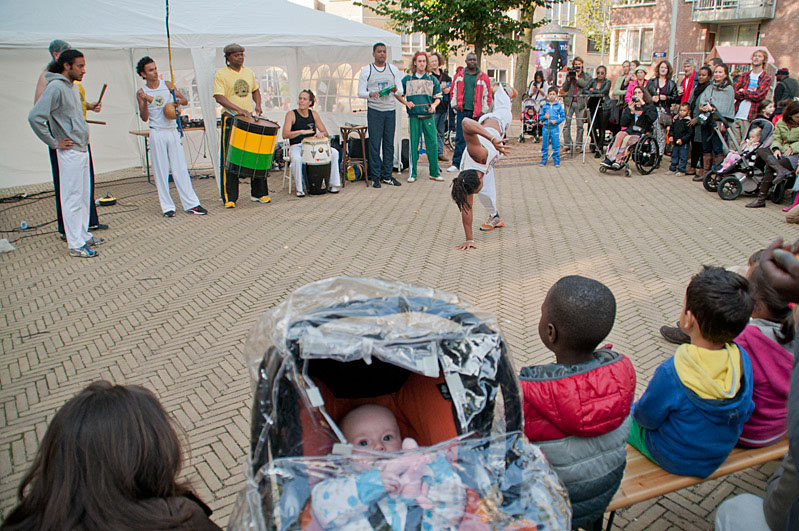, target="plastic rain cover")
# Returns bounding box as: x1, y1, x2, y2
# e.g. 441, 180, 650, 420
229, 277, 571, 530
